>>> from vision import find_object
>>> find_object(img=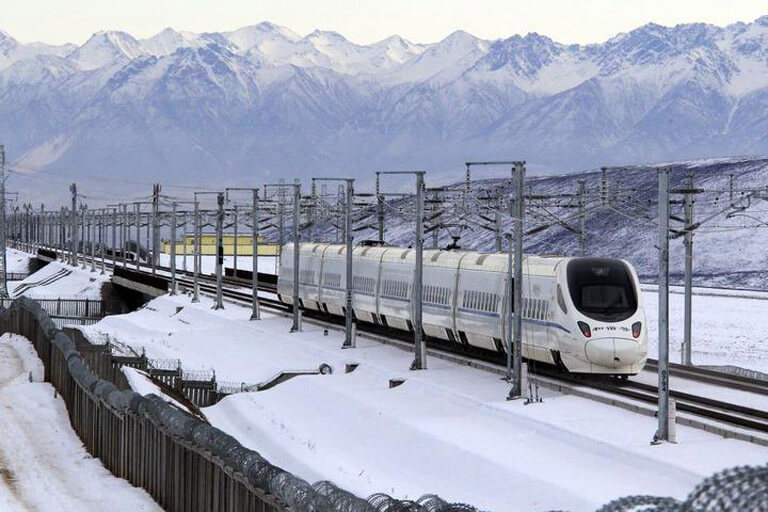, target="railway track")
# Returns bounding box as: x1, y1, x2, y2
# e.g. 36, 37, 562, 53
25, 247, 768, 436
171, 270, 768, 436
